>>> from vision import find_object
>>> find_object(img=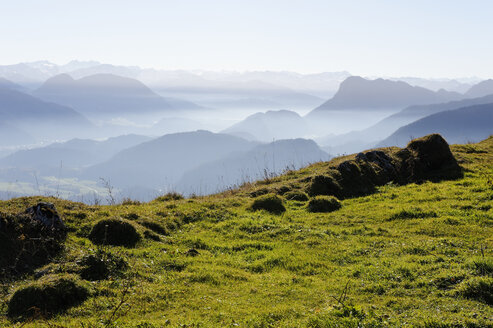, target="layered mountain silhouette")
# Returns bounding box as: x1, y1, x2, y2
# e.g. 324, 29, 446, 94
177, 138, 330, 195
0, 88, 93, 140
318, 93, 493, 154
0, 122, 34, 147
307, 76, 462, 117
81, 130, 258, 189
33, 73, 201, 117
378, 103, 493, 147
464, 79, 493, 98
0, 134, 152, 171
222, 110, 308, 141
